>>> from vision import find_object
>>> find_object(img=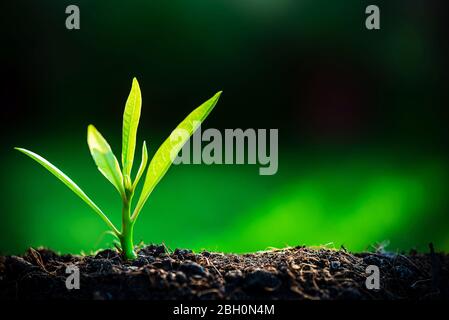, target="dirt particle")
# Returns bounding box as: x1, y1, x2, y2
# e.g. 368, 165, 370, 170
161, 258, 175, 270
330, 260, 342, 270
95, 249, 121, 263
394, 265, 414, 280
244, 269, 281, 291
138, 244, 166, 257
174, 248, 193, 256
132, 256, 151, 267
363, 255, 380, 266
85, 258, 113, 275
175, 271, 187, 283
5, 256, 35, 275
225, 269, 243, 283
179, 261, 206, 276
